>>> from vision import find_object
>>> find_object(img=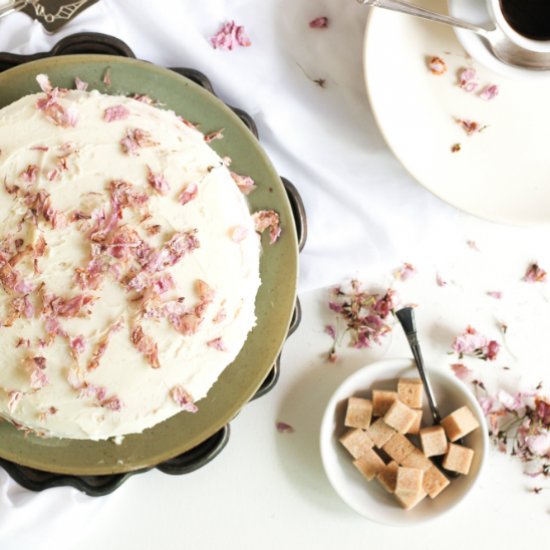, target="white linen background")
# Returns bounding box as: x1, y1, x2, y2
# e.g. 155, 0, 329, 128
0, 0, 540, 548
